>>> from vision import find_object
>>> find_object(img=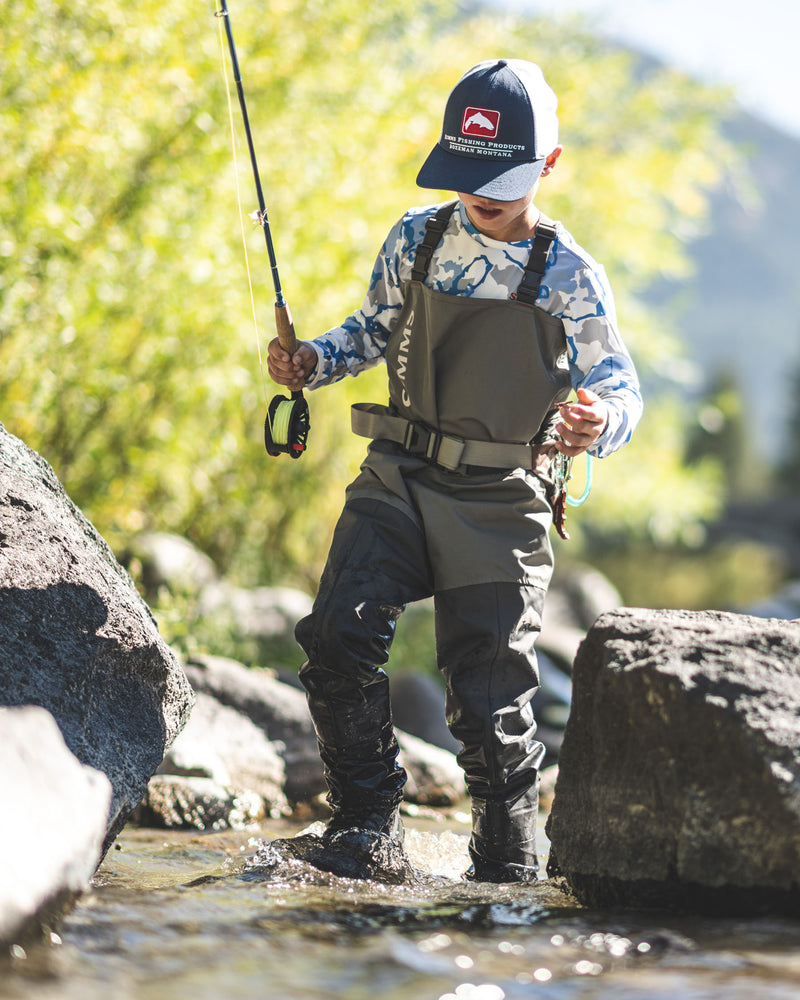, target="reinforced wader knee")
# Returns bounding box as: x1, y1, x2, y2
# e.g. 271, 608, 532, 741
435, 581, 546, 883
296, 497, 433, 837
